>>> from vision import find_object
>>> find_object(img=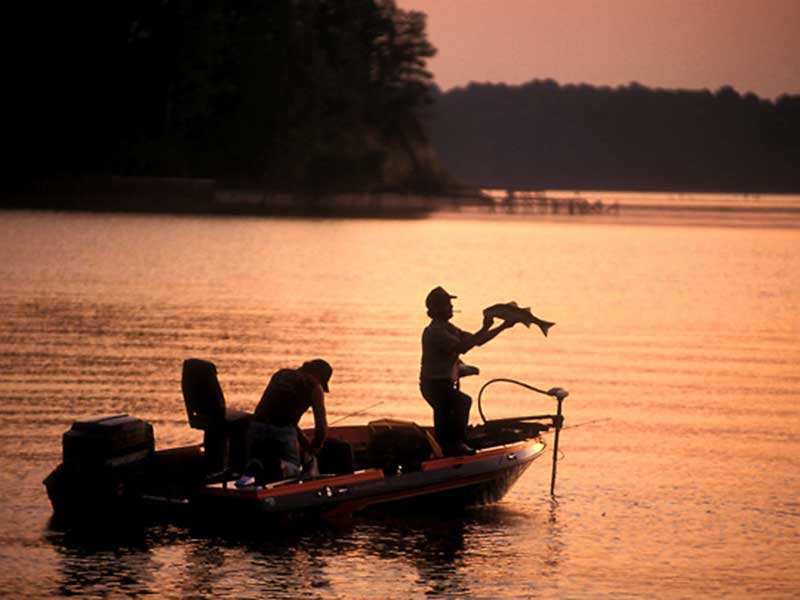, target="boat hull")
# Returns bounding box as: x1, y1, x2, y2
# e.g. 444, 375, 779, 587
45, 419, 550, 530
189, 438, 546, 526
